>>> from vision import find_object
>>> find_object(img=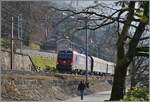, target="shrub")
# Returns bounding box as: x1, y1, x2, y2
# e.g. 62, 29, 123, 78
123, 87, 149, 101
1, 38, 10, 49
